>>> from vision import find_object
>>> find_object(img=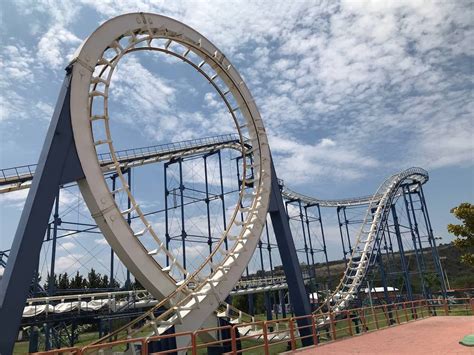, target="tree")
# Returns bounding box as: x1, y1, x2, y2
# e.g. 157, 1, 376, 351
86, 268, 102, 288
58, 272, 70, 290
43, 273, 58, 291
70, 271, 86, 289
448, 202, 474, 266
